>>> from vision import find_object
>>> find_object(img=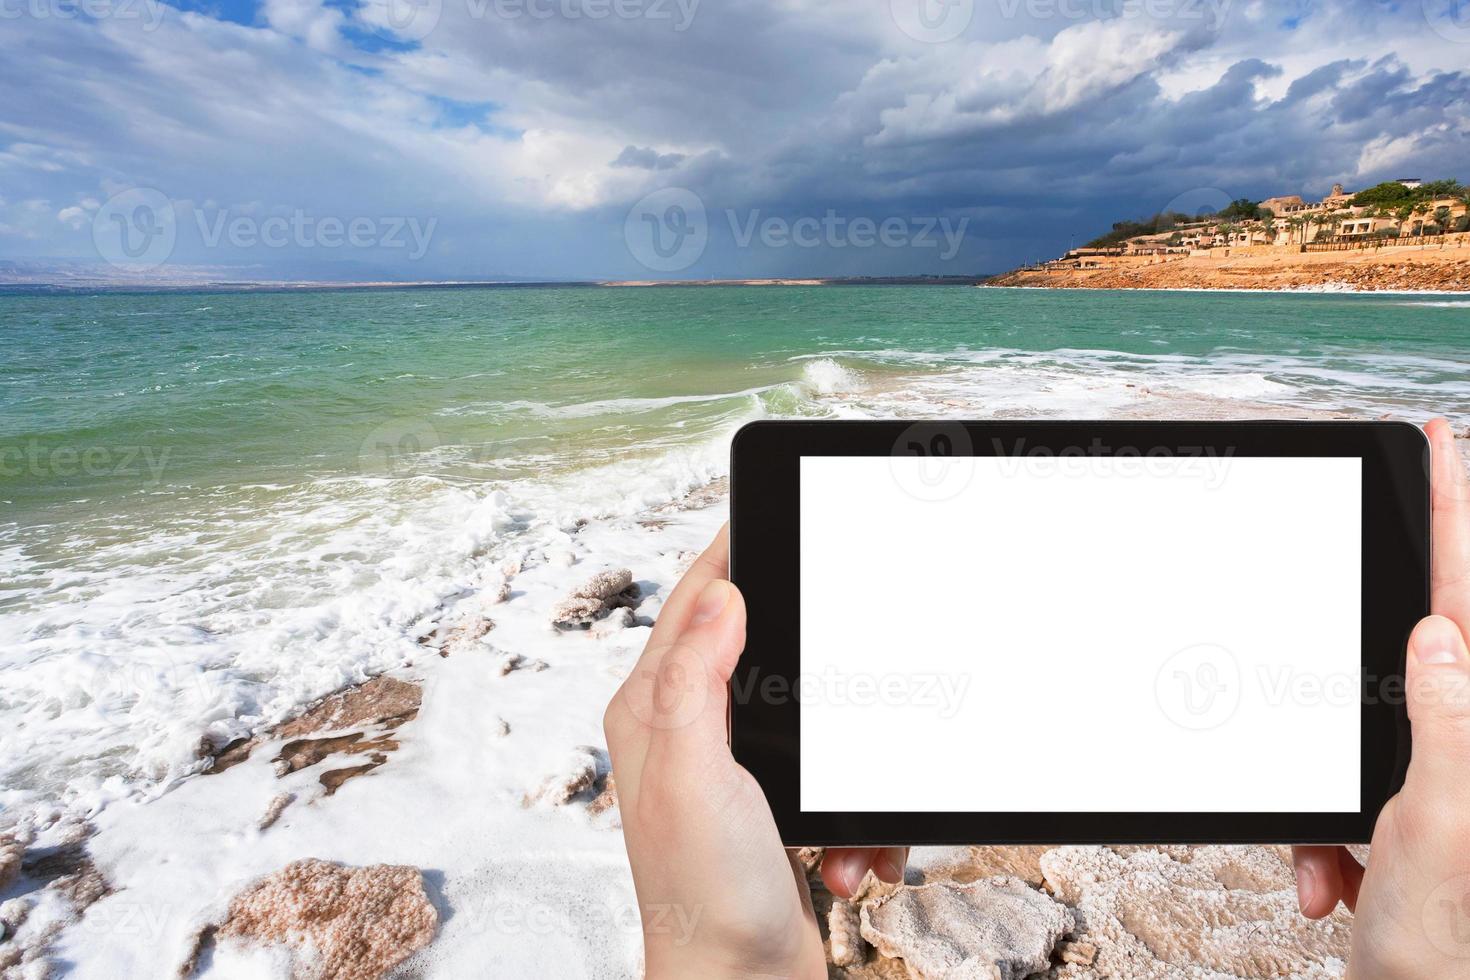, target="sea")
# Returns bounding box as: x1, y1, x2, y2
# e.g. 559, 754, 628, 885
2, 284, 1467, 829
